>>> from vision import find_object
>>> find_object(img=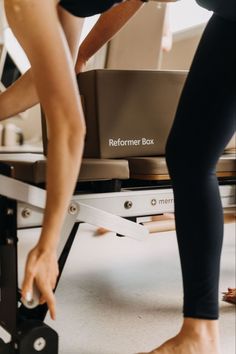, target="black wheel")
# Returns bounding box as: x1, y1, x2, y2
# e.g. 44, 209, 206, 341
0, 339, 8, 354
17, 321, 58, 354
